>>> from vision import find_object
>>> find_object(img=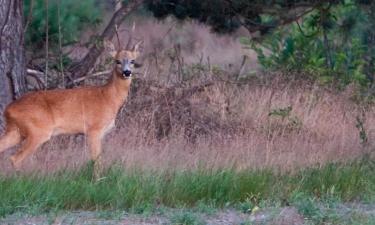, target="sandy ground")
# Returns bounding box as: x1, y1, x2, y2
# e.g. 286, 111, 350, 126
0, 208, 299, 225
2, 203, 375, 225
